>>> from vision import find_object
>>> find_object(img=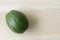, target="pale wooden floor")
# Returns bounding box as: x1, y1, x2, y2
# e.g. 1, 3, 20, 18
0, 0, 60, 40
